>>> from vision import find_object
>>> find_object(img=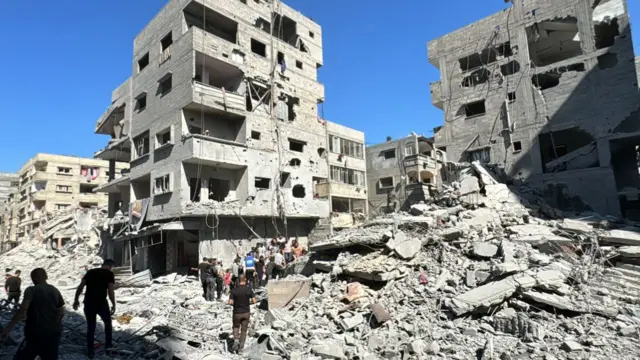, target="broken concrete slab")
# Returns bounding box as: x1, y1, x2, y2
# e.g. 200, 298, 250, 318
267, 280, 310, 309
393, 238, 422, 259
409, 203, 429, 216
617, 246, 640, 258
441, 228, 464, 241
459, 175, 480, 196
560, 340, 583, 352
339, 313, 364, 331
600, 227, 640, 246
471, 161, 499, 186
472, 242, 498, 258
370, 303, 391, 323
312, 342, 346, 360
558, 218, 593, 234
522, 291, 575, 311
